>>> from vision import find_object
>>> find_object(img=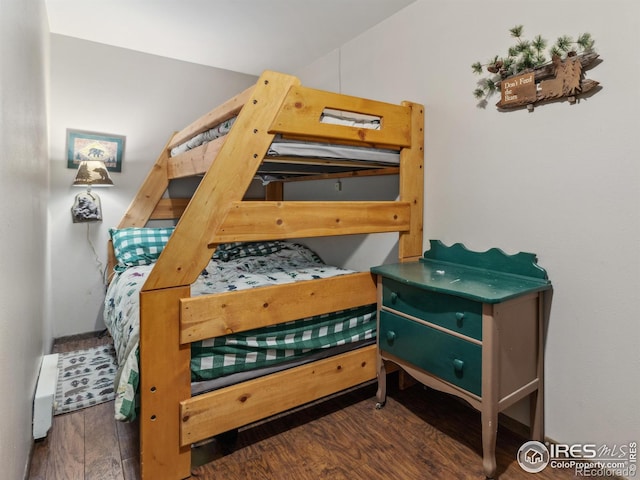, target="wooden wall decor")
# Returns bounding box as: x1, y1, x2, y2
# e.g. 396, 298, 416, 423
472, 26, 601, 111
